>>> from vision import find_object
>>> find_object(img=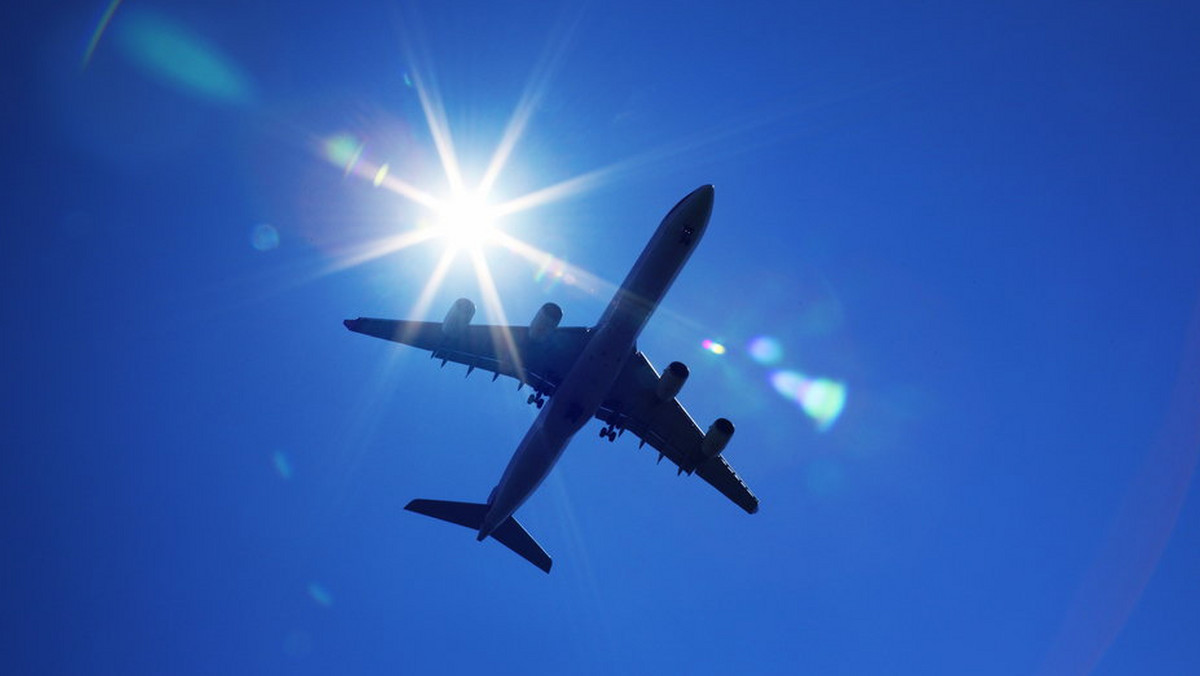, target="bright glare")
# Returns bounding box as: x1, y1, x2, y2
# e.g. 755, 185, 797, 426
770, 370, 847, 431
432, 192, 498, 251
